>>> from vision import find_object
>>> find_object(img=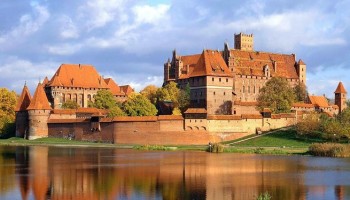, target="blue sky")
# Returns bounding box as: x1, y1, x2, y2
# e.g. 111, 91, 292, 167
0, 0, 349, 98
